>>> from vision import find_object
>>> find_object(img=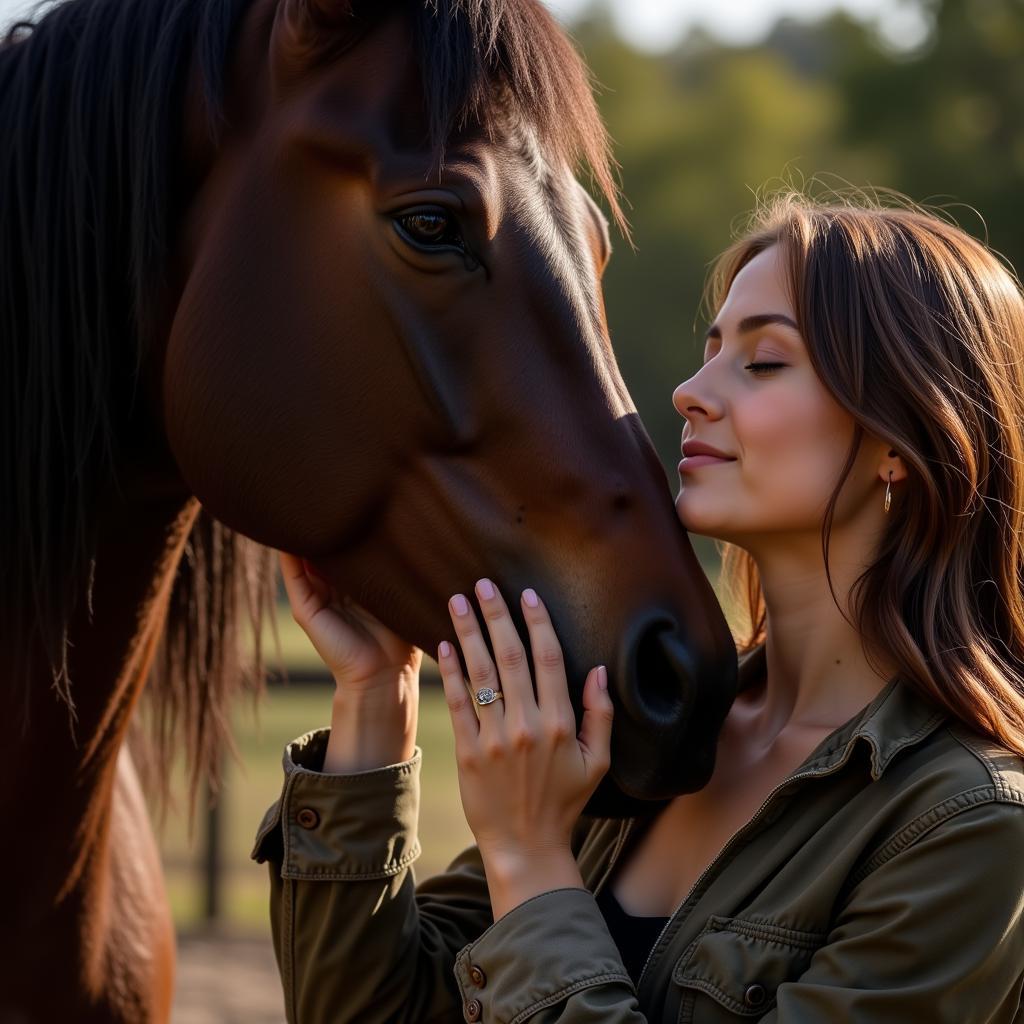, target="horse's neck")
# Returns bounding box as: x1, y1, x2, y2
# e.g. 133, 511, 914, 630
0, 462, 194, 1018
3, 469, 197, 891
